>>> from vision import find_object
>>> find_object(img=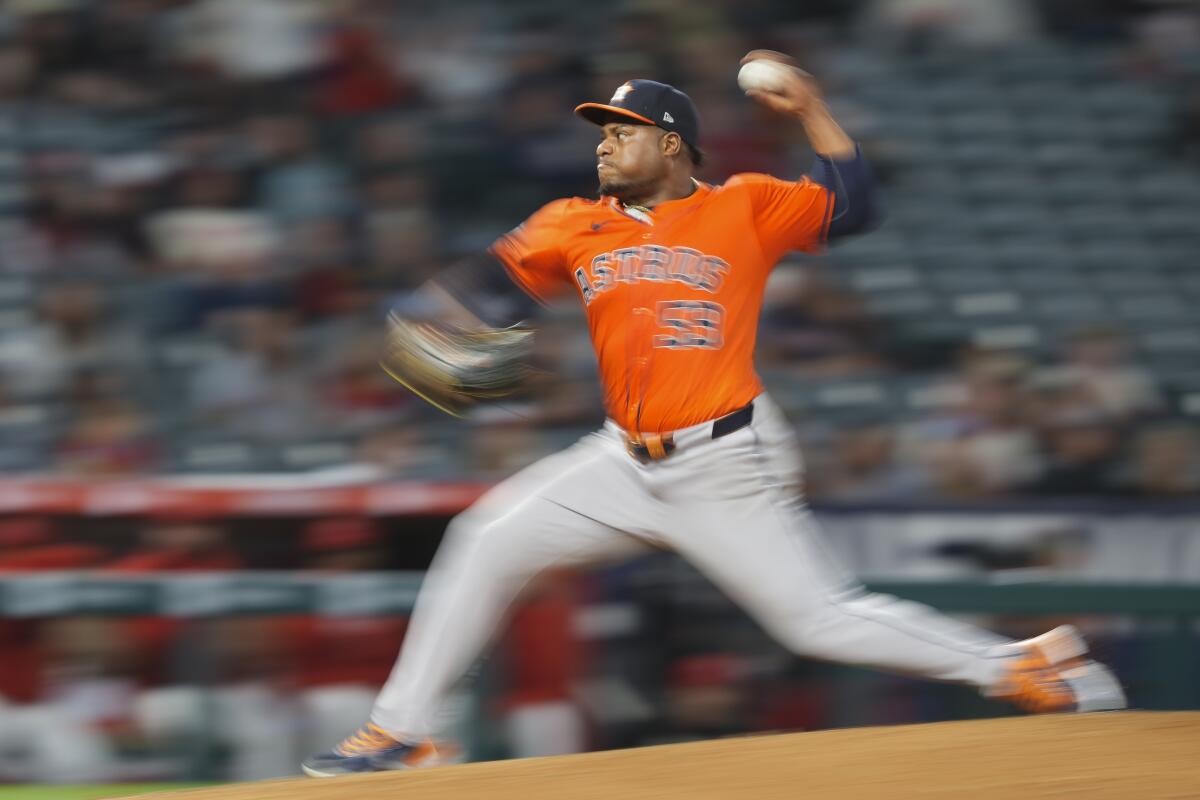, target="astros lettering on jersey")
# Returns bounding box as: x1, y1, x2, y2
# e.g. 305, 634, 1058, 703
490, 174, 833, 434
